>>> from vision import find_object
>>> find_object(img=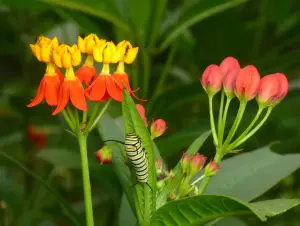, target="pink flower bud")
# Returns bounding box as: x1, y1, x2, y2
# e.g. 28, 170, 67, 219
151, 119, 167, 139
181, 153, 193, 173
189, 153, 207, 176
201, 64, 223, 96
204, 161, 220, 176
223, 67, 240, 97
257, 74, 280, 106
136, 104, 148, 126
274, 73, 288, 102
94, 146, 112, 165
220, 56, 240, 77
234, 65, 261, 101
